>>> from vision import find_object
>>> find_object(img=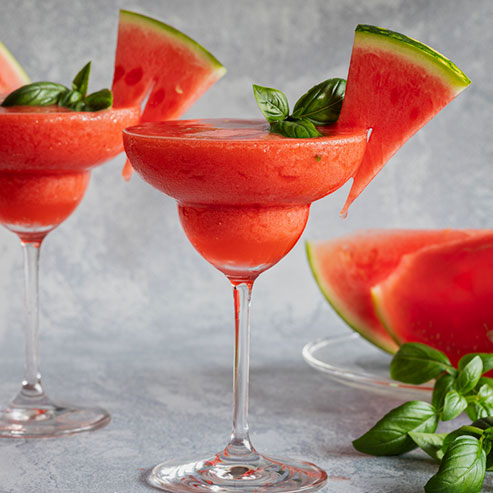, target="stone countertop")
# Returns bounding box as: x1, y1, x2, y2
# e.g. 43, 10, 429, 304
0, 320, 487, 493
